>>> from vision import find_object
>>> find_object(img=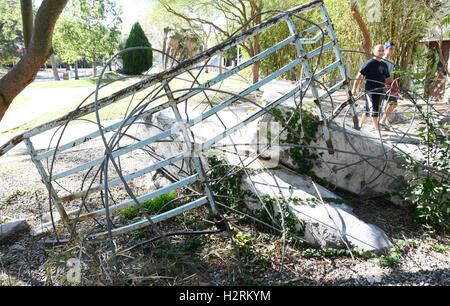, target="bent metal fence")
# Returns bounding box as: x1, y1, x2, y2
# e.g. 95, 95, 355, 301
0, 0, 359, 243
